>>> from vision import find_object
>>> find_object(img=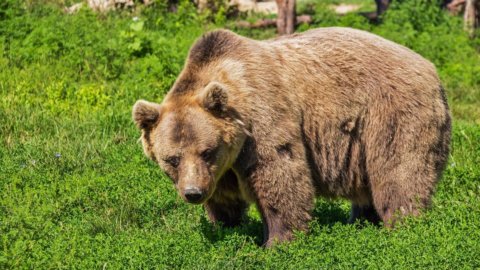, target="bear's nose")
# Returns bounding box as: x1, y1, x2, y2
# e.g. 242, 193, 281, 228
184, 187, 204, 204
